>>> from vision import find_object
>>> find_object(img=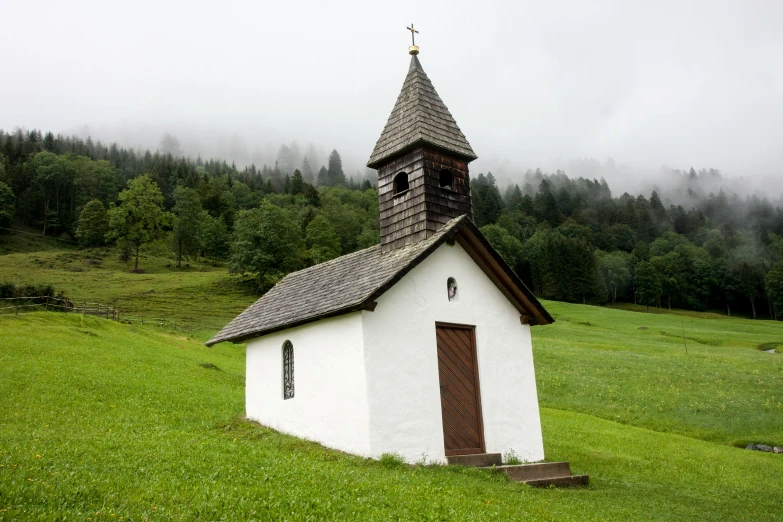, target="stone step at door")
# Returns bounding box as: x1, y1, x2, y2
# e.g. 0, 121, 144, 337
481, 461, 589, 488
445, 453, 502, 467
